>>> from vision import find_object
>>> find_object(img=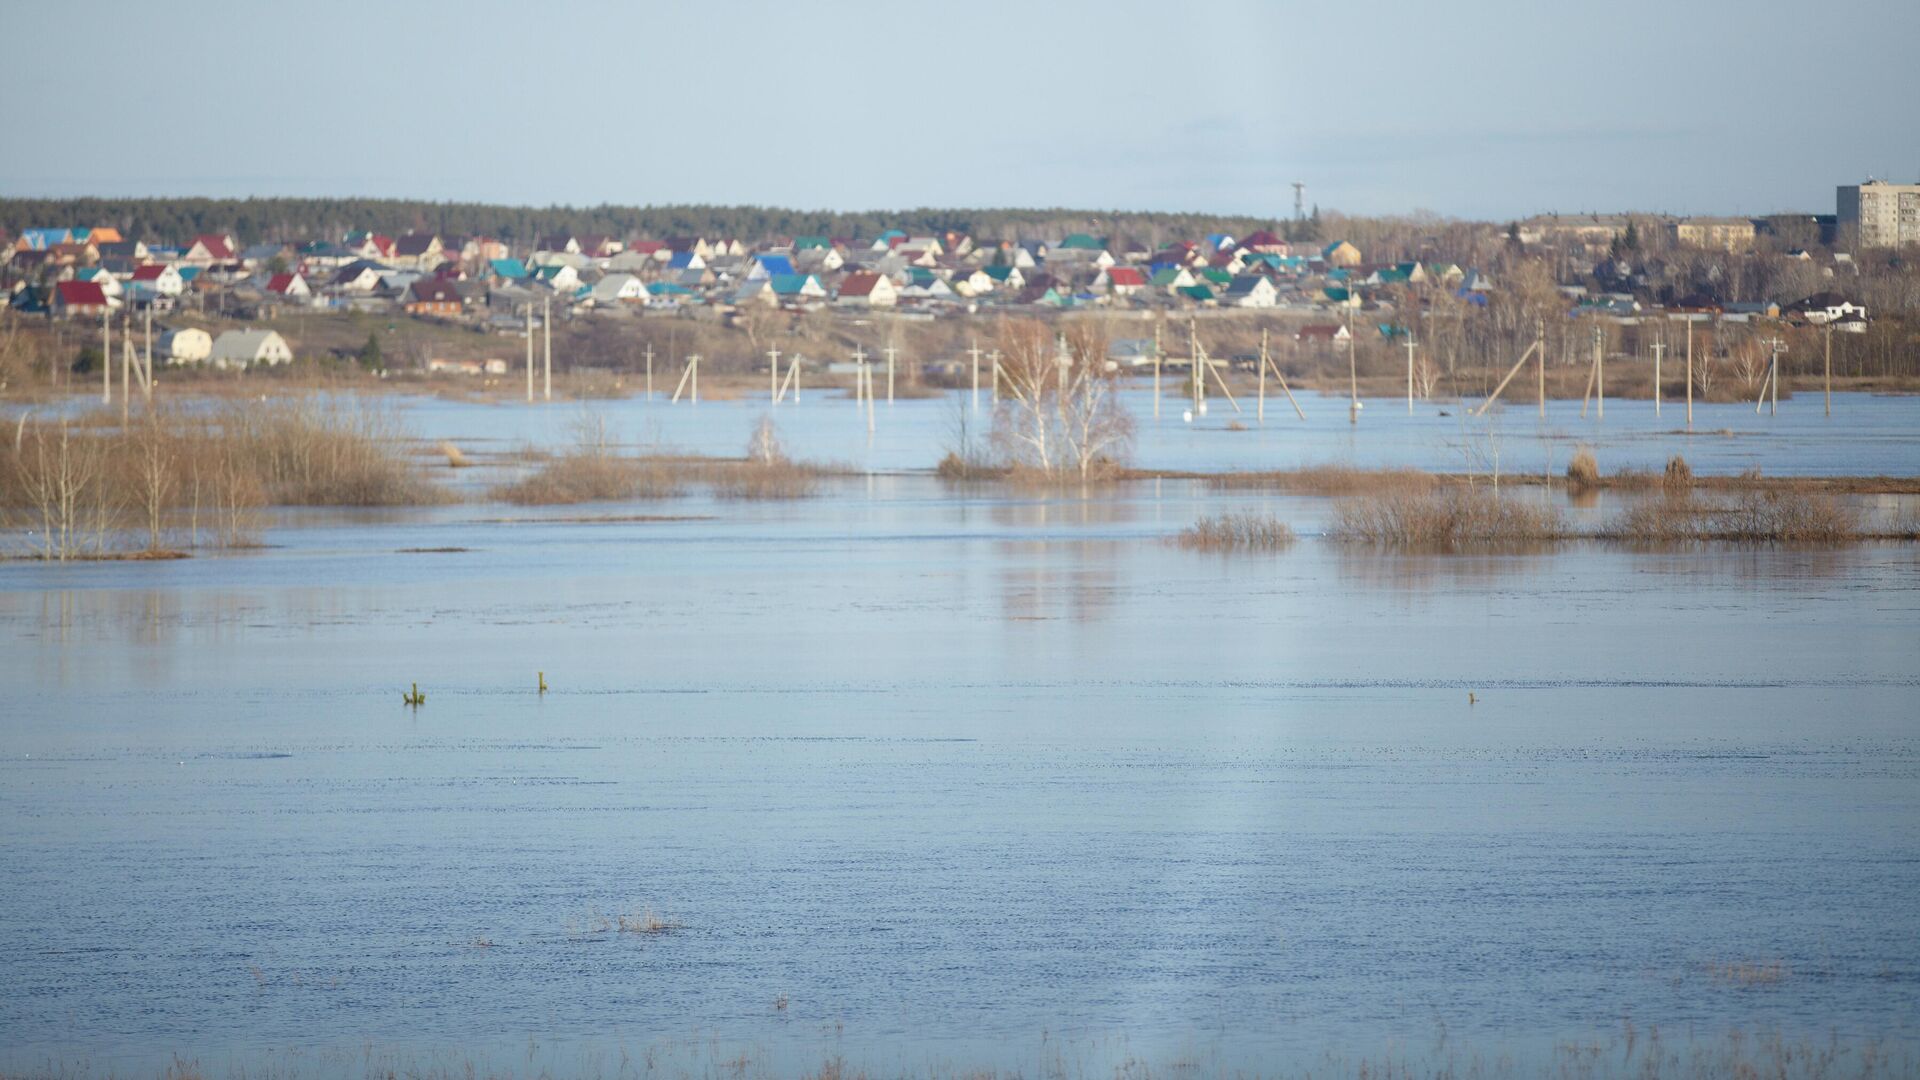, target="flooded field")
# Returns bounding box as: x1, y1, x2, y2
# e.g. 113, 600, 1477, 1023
3, 393, 1919, 1077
